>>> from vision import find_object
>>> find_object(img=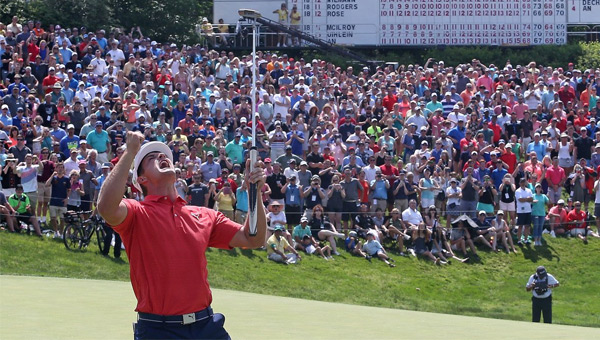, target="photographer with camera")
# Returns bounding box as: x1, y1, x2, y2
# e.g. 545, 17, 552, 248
526, 266, 559, 323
